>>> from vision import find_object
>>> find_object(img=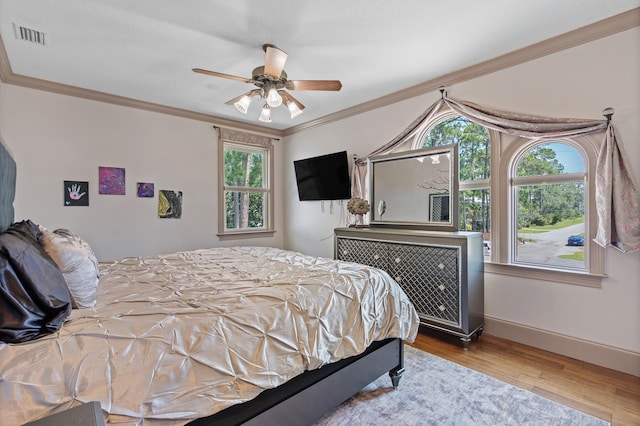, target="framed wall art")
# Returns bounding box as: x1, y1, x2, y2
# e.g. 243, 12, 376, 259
158, 190, 182, 219
137, 182, 154, 198
99, 166, 125, 195
64, 180, 89, 206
